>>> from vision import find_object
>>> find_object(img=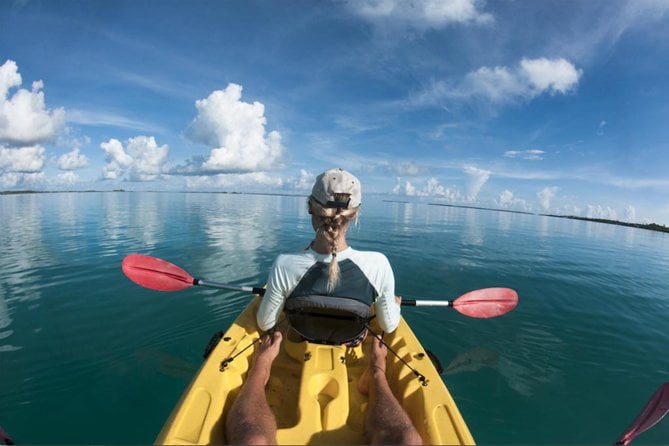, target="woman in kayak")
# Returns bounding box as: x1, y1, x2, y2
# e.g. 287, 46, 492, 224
258, 167, 401, 343
225, 168, 422, 445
